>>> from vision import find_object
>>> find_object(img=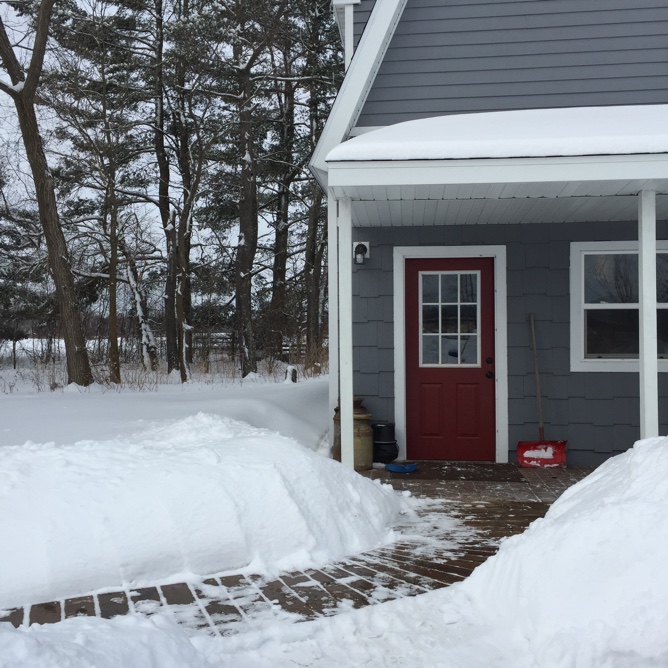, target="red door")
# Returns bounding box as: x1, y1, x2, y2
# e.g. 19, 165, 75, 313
405, 257, 496, 461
